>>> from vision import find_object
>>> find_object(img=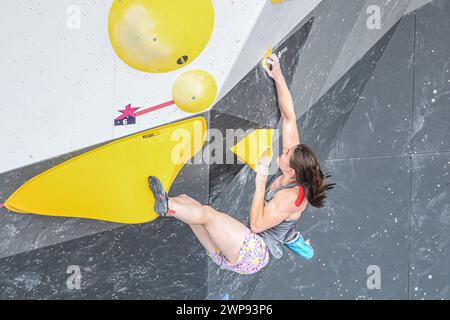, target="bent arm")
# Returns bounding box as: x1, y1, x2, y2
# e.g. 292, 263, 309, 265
249, 183, 266, 233
250, 190, 298, 234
